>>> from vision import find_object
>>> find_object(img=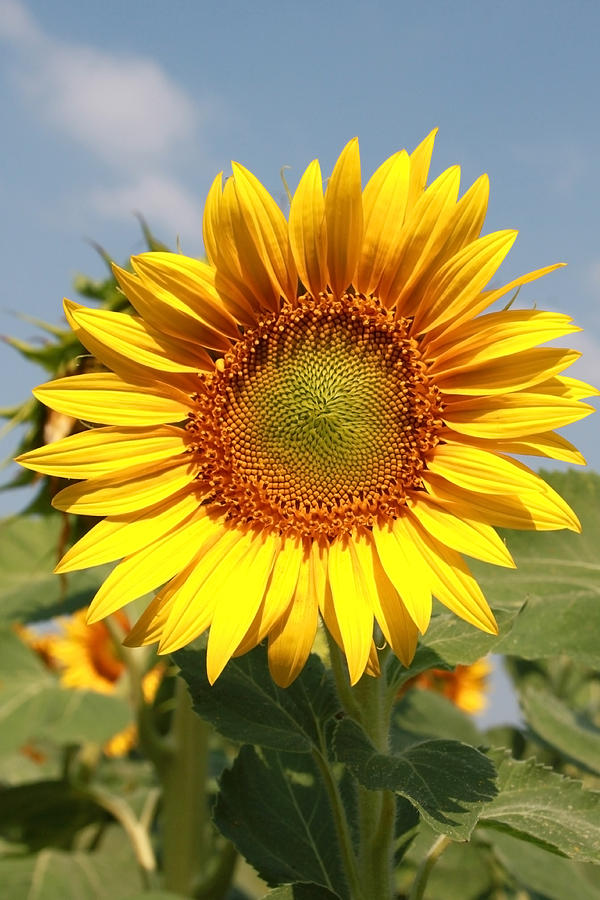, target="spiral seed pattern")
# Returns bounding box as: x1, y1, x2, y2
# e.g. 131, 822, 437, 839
187, 293, 443, 538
